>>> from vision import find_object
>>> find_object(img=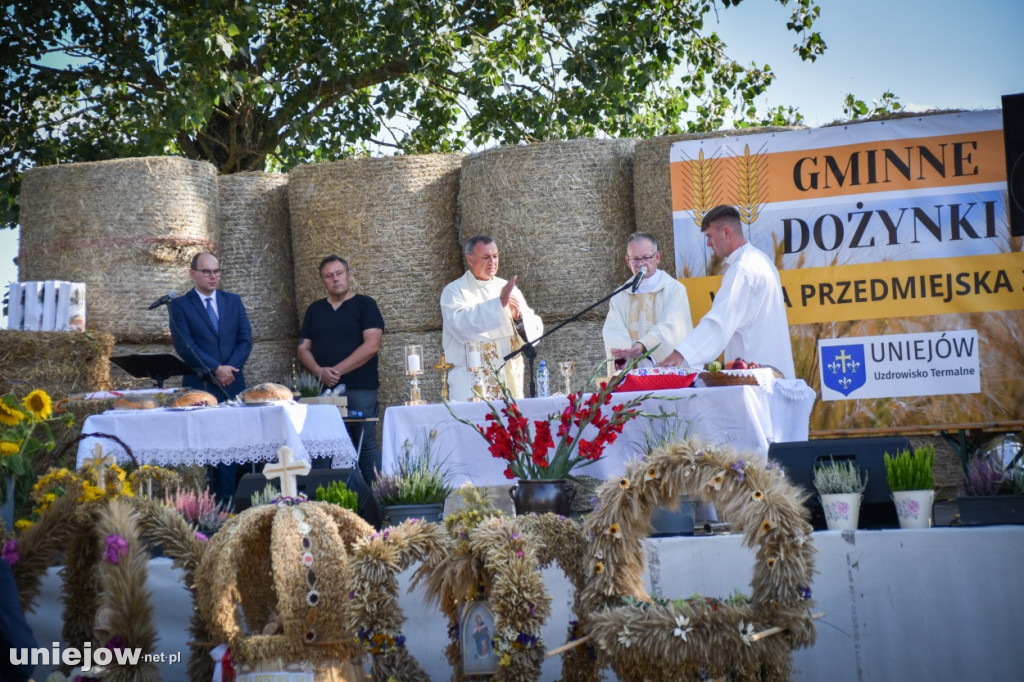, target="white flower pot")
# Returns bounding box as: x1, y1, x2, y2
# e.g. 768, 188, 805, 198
892, 489, 934, 529
820, 493, 862, 531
